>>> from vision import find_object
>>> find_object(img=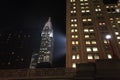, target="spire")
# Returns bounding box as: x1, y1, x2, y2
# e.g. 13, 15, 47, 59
43, 17, 52, 30
48, 17, 51, 22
